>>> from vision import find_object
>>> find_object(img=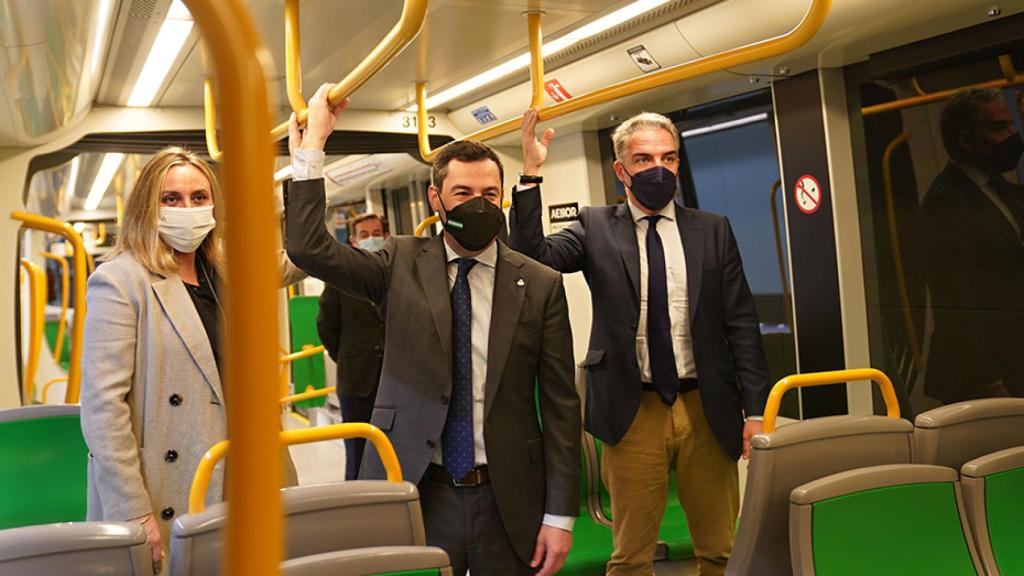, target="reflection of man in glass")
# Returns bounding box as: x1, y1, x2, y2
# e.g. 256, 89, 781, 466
919, 88, 1024, 403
